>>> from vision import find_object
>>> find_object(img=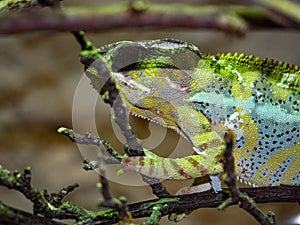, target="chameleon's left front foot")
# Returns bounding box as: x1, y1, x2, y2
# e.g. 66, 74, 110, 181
176, 175, 222, 195
119, 148, 224, 180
